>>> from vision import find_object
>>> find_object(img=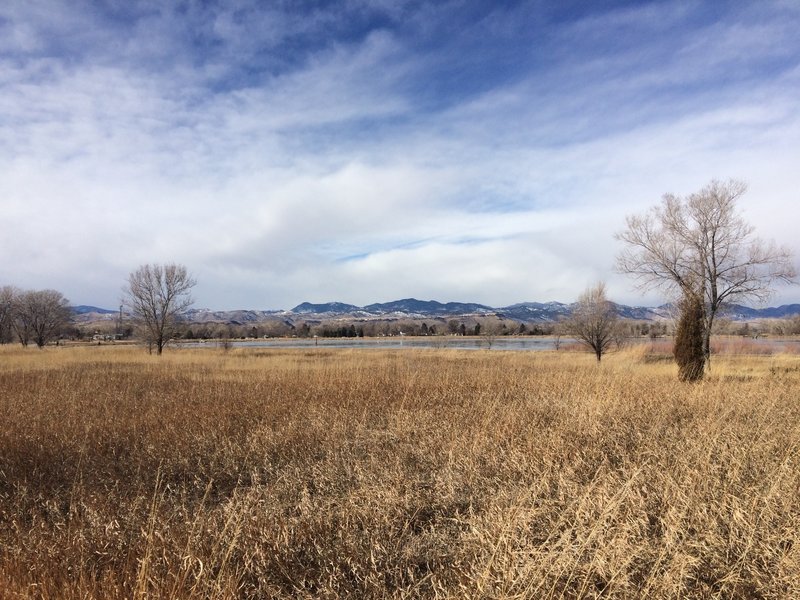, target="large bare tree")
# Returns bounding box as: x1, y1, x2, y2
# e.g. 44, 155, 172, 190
564, 282, 618, 362
616, 179, 796, 366
124, 264, 196, 355
13, 289, 73, 348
